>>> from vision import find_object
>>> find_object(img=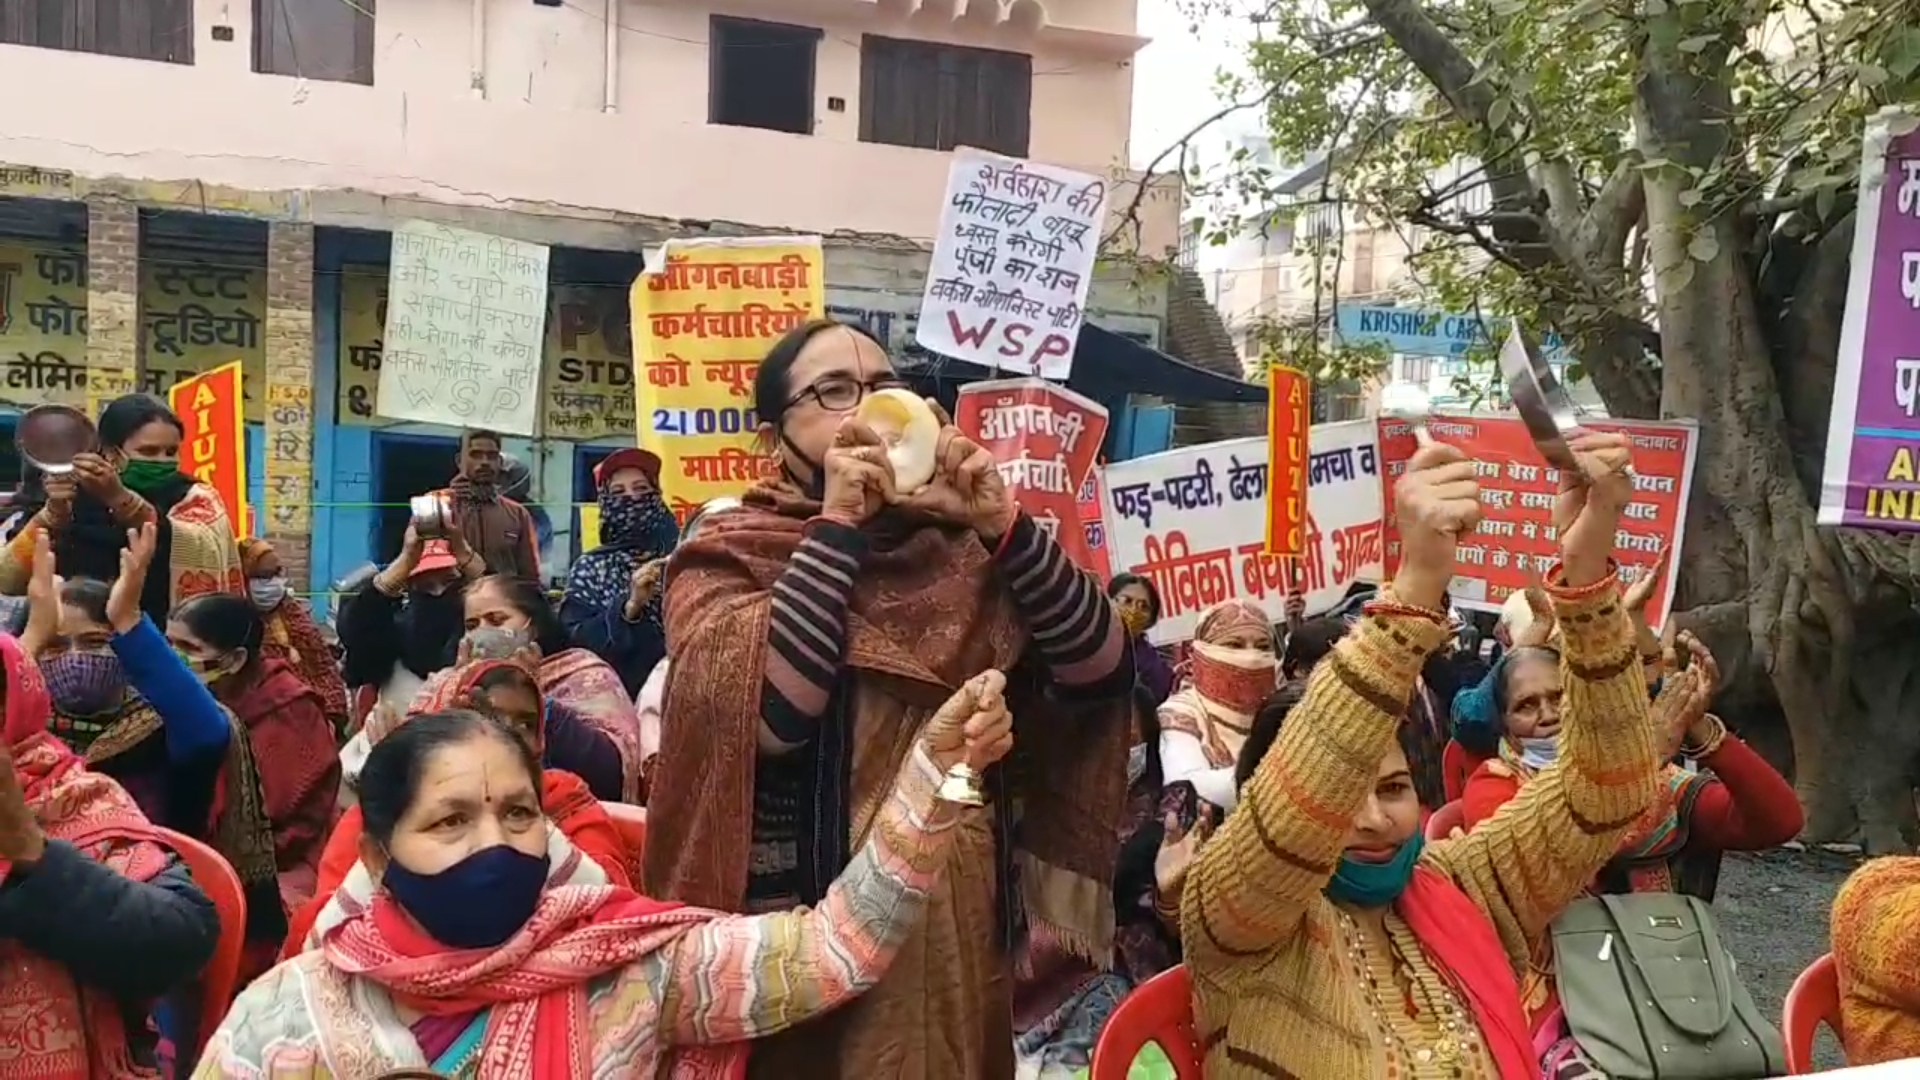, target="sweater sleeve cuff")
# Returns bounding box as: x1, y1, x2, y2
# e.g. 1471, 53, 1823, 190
1351, 596, 1452, 688
1542, 563, 1635, 666
803, 516, 870, 559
